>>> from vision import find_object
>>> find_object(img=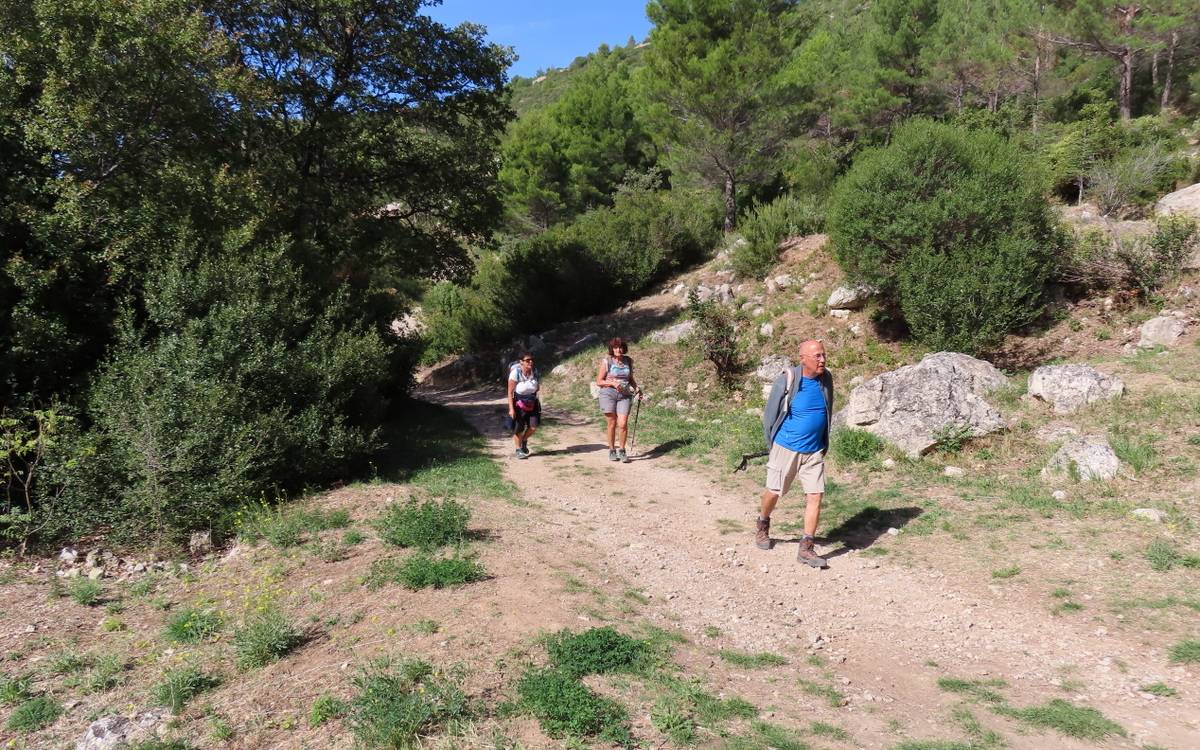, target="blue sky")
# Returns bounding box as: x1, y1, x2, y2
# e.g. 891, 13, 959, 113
426, 1, 652, 79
